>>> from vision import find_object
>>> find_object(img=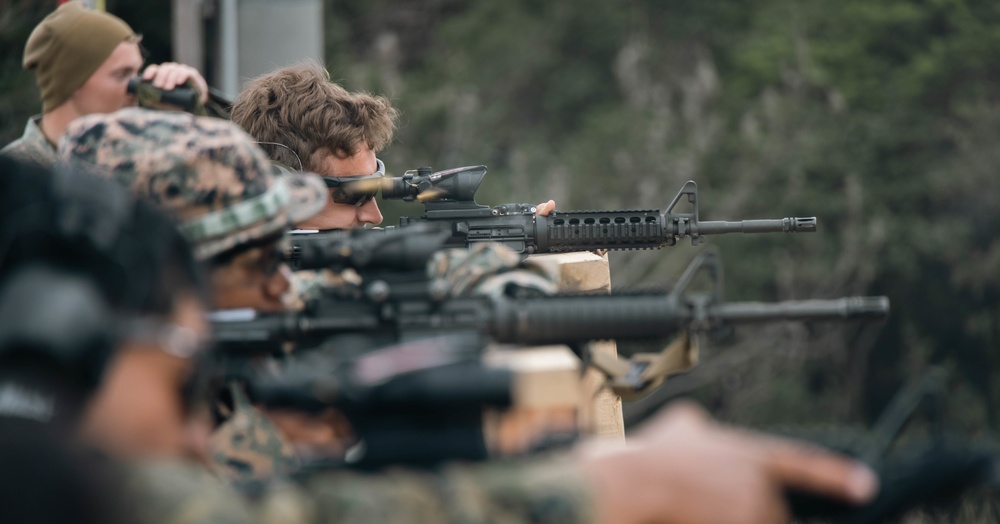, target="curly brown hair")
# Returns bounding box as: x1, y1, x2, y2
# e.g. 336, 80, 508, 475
231, 62, 399, 171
